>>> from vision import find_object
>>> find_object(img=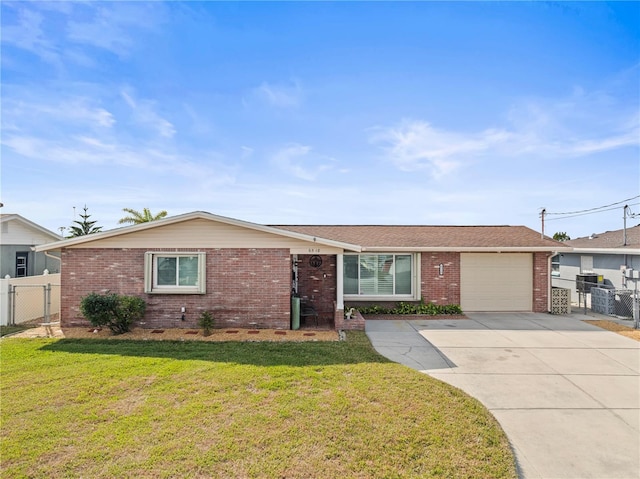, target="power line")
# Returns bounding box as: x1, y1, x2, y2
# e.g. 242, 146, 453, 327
545, 202, 640, 221
546, 195, 640, 216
